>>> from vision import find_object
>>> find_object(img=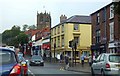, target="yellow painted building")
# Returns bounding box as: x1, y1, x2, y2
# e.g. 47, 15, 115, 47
51, 15, 91, 62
